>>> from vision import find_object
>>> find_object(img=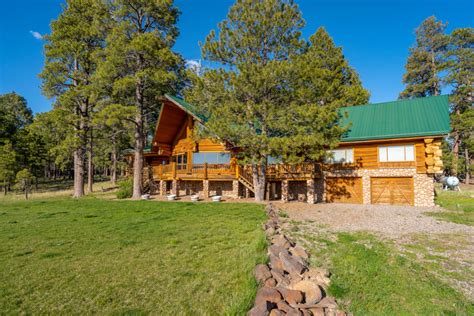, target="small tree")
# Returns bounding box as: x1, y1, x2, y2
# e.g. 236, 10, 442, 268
15, 169, 35, 200
0, 141, 17, 195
